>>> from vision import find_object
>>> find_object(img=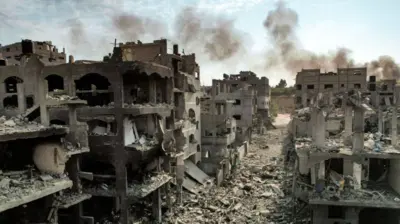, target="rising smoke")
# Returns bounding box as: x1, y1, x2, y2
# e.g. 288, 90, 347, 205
65, 6, 245, 61
65, 18, 87, 45
264, 1, 400, 79
174, 7, 245, 61
111, 13, 166, 42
